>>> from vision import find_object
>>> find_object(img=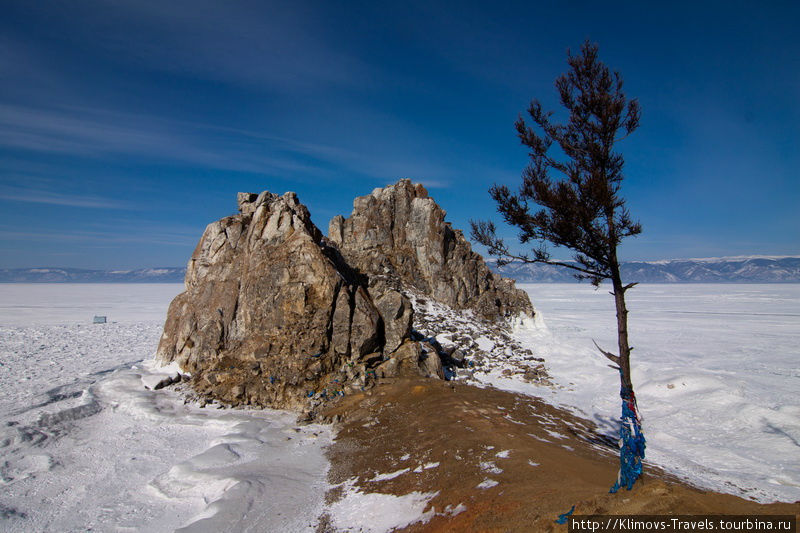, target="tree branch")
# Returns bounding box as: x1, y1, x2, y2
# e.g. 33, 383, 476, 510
519, 256, 608, 279
543, 259, 608, 278
612, 130, 635, 144
592, 339, 620, 365
469, 219, 609, 279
